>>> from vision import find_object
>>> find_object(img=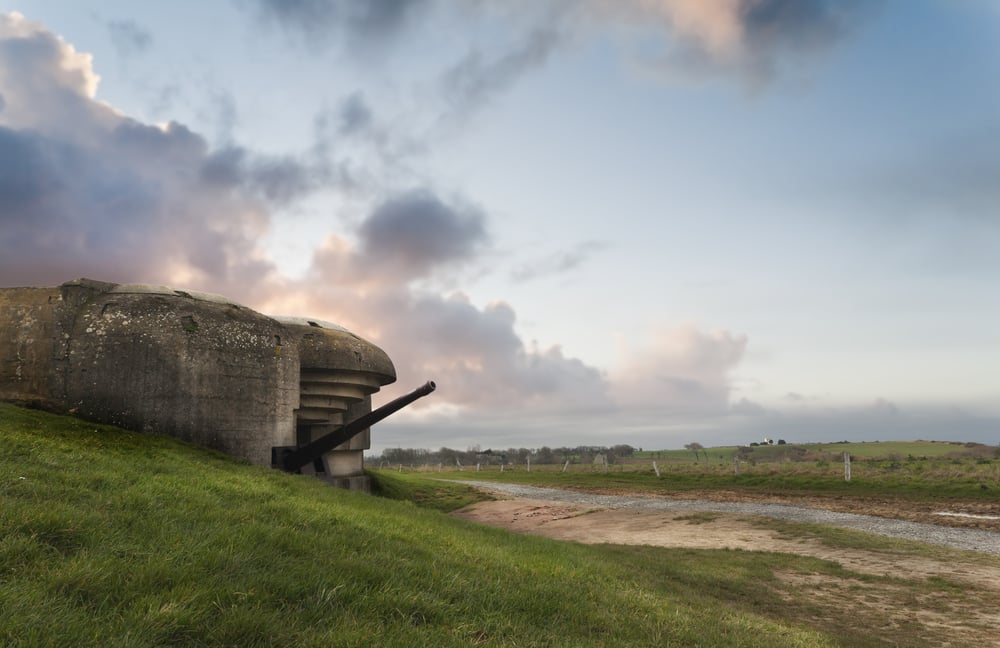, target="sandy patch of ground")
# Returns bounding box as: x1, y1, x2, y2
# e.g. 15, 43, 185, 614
453, 498, 1000, 591
454, 496, 1000, 645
